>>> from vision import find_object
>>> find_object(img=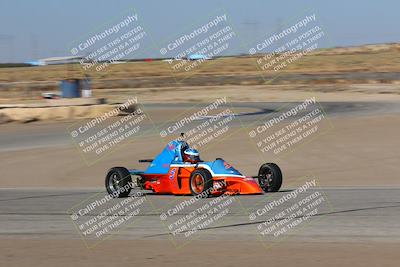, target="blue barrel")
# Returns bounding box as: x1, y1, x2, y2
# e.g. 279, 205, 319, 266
60, 79, 81, 98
